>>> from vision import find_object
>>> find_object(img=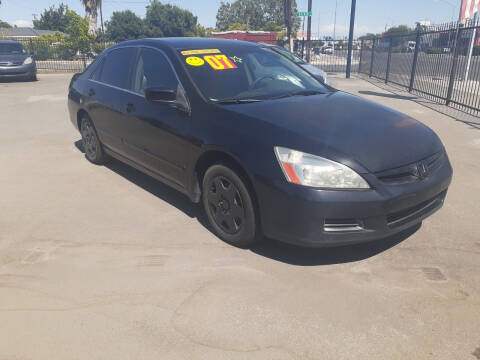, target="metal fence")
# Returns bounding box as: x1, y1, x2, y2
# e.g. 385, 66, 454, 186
310, 48, 361, 73
1, 37, 110, 72
359, 19, 480, 116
